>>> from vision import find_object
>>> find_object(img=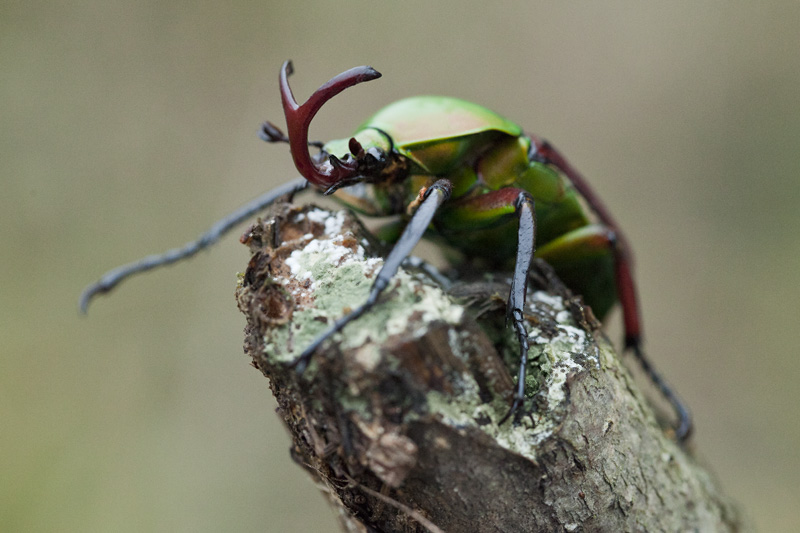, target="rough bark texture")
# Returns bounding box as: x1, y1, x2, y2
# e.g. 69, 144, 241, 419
236, 202, 745, 533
